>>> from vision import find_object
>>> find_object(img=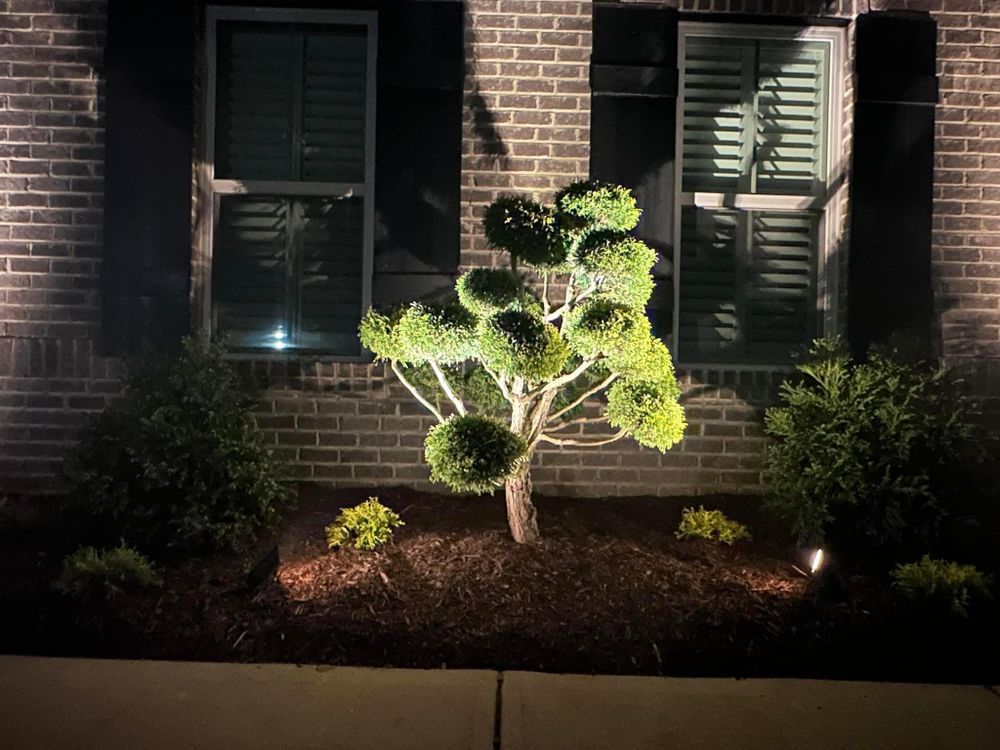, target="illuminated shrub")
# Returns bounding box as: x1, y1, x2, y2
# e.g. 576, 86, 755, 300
325, 498, 405, 551
56, 544, 160, 598
675, 506, 751, 545
891, 556, 992, 618
424, 415, 527, 494
574, 231, 656, 308
564, 299, 649, 360
765, 338, 973, 552
555, 180, 642, 231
